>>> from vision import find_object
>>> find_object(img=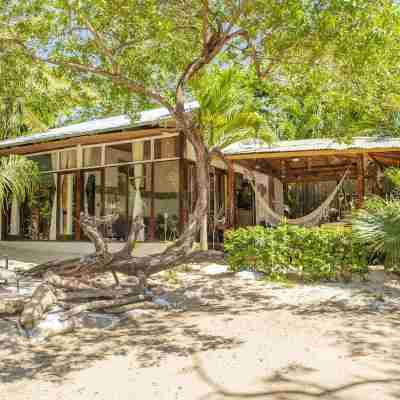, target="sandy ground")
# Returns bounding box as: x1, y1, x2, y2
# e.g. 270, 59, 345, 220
1, 260, 400, 400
